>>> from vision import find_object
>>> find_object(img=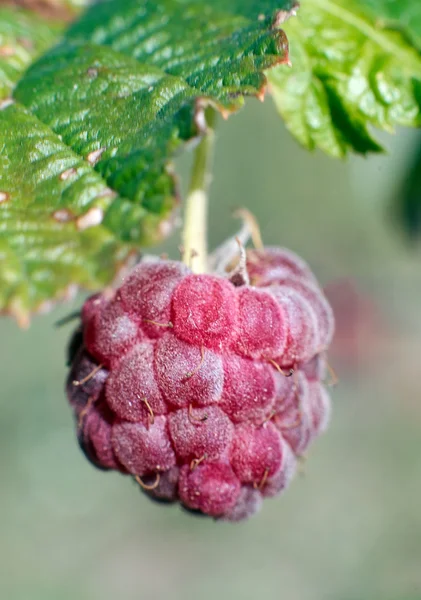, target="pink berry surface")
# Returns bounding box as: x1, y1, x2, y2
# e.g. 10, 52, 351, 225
66, 248, 334, 521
